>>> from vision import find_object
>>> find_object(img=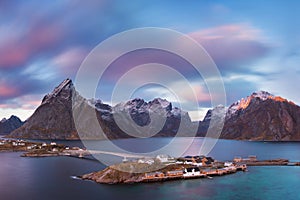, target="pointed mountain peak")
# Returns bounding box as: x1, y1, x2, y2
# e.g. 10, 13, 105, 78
42, 78, 74, 104
53, 78, 73, 92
